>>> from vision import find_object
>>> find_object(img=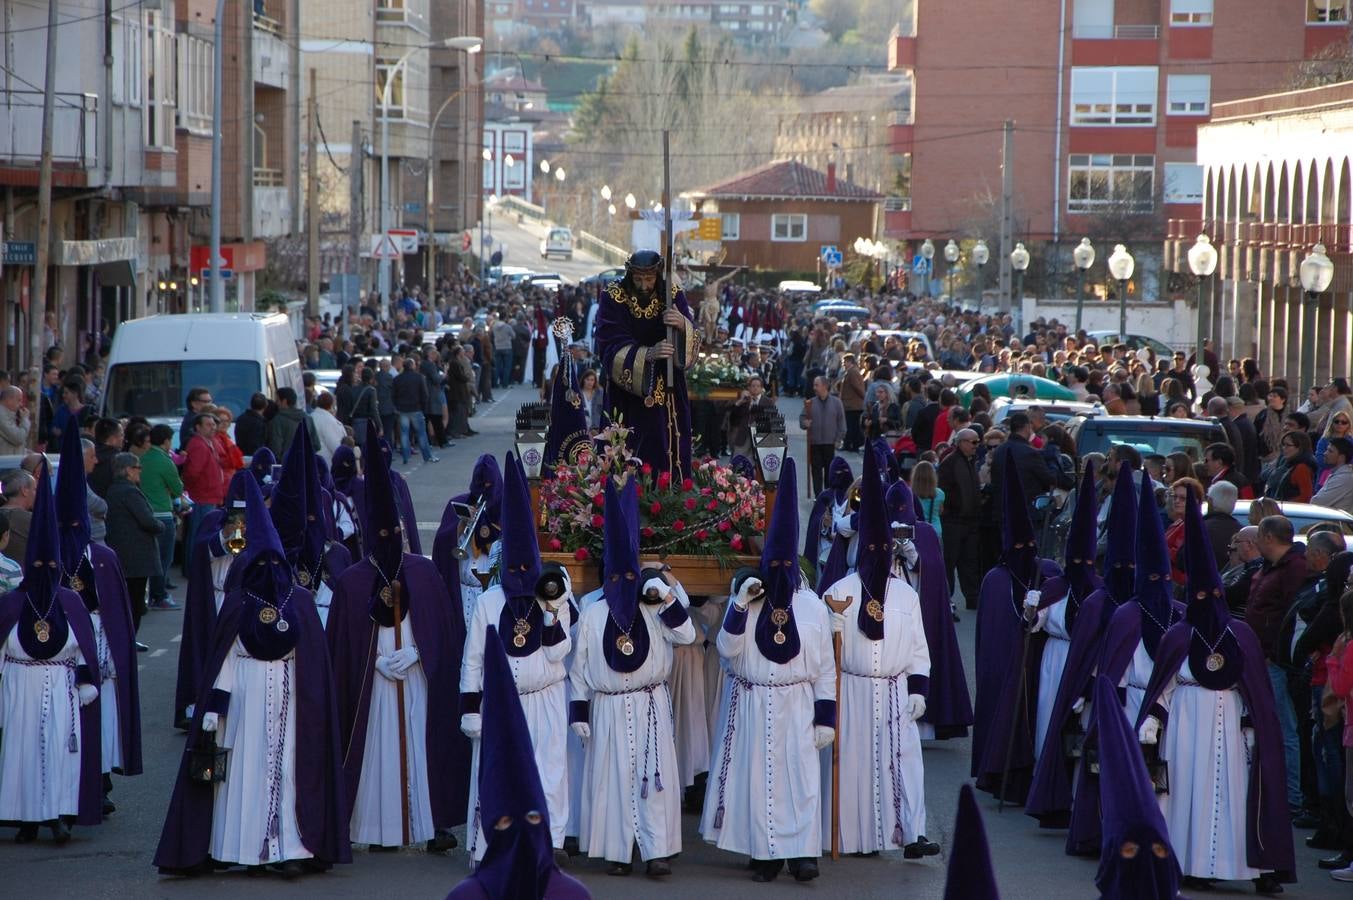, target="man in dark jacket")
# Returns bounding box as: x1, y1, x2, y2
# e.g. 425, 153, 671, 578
234, 392, 270, 456
910, 381, 942, 452
266, 387, 320, 461
393, 356, 438, 465
1205, 441, 1253, 500
1229, 396, 1262, 486
1203, 481, 1242, 573
989, 412, 1071, 529
88, 417, 124, 498
105, 452, 165, 628
938, 427, 983, 609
